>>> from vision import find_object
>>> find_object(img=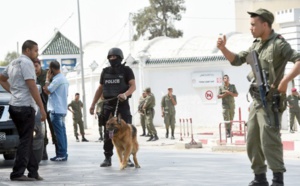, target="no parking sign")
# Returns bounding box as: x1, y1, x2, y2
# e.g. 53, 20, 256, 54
205, 90, 213, 100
